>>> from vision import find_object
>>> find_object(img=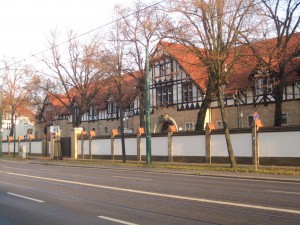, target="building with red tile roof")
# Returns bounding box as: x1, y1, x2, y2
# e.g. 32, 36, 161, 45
37, 33, 300, 138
